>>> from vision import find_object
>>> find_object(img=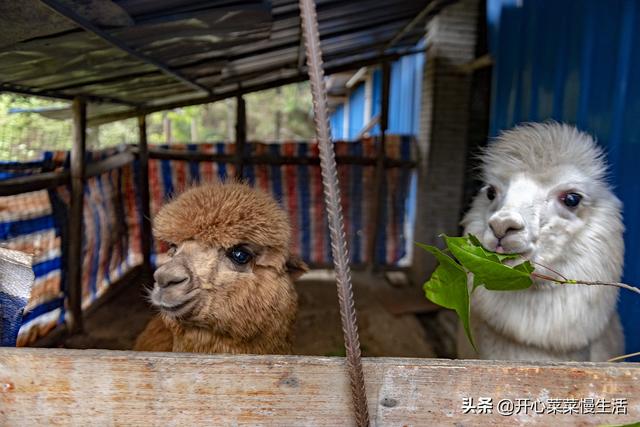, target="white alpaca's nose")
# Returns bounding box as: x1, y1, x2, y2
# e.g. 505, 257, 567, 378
489, 210, 525, 239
